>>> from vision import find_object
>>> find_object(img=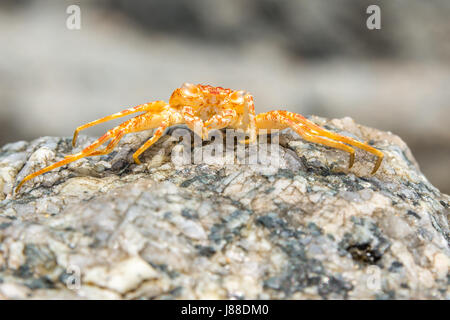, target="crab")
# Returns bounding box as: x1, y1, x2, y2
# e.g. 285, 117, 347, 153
14, 83, 383, 193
